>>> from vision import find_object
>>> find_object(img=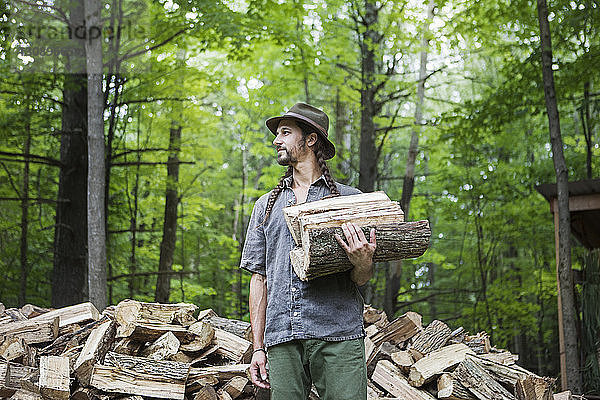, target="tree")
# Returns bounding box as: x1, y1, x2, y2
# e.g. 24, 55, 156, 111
536, 0, 581, 392
85, 0, 107, 311
52, 0, 88, 308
